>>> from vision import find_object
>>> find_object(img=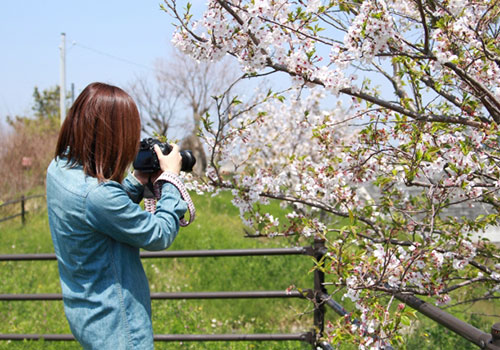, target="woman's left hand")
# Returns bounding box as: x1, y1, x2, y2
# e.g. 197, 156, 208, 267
133, 169, 162, 185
